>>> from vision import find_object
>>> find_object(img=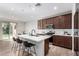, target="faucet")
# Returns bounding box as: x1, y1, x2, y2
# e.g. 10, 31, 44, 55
31, 29, 36, 36
64, 31, 68, 35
